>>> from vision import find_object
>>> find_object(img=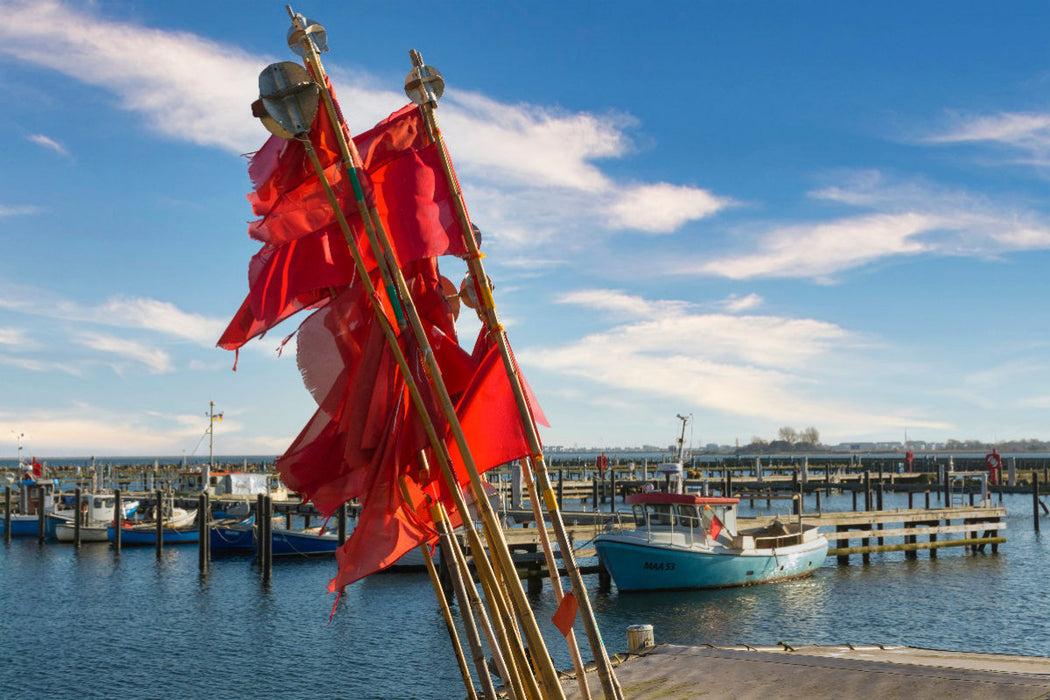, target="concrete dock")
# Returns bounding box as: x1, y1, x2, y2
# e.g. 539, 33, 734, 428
562, 646, 1050, 700
563, 643, 1050, 699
